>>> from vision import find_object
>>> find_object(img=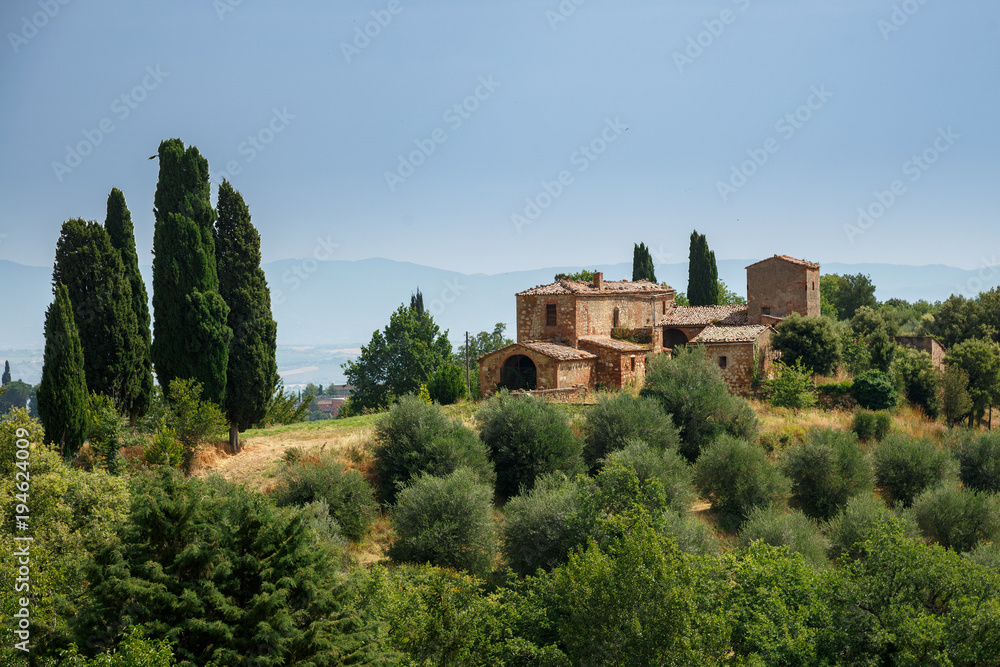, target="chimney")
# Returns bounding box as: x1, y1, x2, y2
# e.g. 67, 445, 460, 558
594, 272, 603, 290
